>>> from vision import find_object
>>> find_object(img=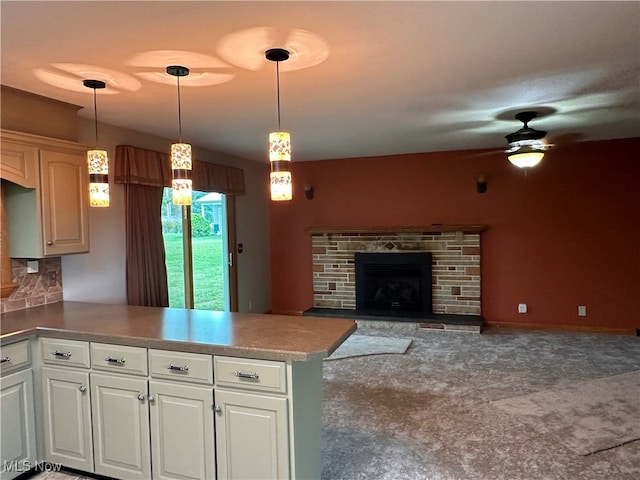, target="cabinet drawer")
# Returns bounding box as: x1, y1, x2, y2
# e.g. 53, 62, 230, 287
214, 356, 287, 394
0, 339, 31, 375
148, 350, 213, 385
40, 338, 90, 368
91, 343, 148, 376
